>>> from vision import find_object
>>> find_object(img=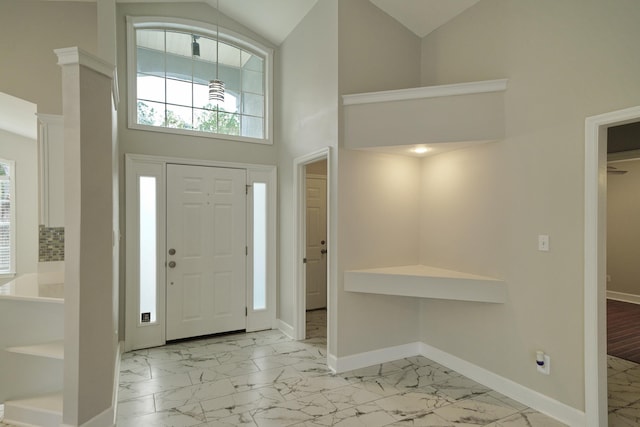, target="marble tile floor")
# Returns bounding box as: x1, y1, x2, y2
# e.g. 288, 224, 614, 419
113, 309, 566, 427
0, 313, 635, 426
